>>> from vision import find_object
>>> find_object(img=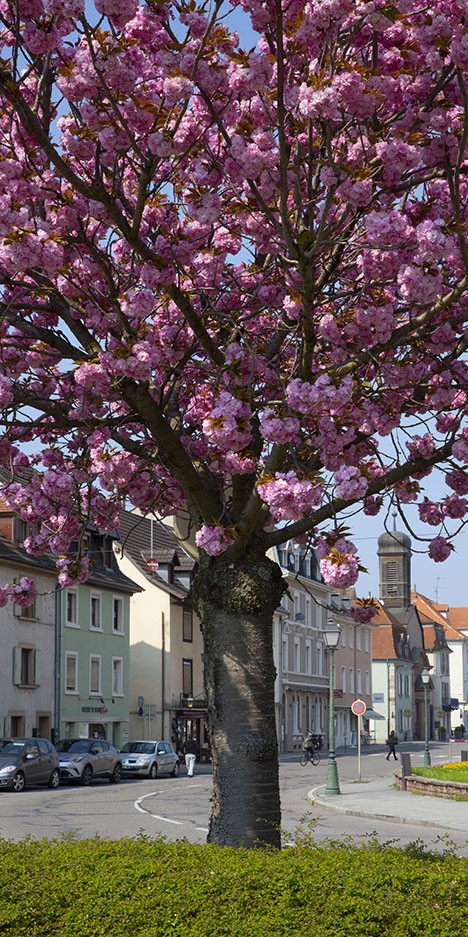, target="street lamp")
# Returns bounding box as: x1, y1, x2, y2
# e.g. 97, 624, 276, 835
323, 619, 342, 795
421, 668, 431, 767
